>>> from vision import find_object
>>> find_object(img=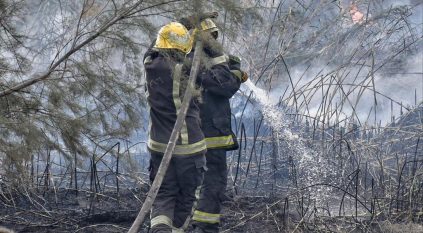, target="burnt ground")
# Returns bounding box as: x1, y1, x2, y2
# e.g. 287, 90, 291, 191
1, 188, 422, 233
